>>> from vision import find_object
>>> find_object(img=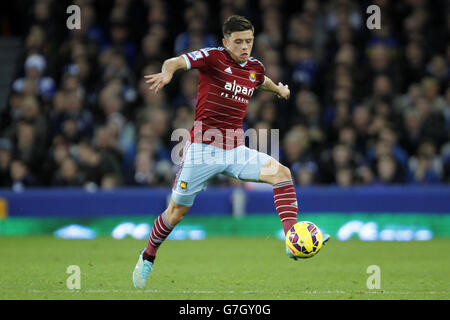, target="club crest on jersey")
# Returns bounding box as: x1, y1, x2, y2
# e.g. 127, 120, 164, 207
180, 181, 188, 189
249, 70, 256, 82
